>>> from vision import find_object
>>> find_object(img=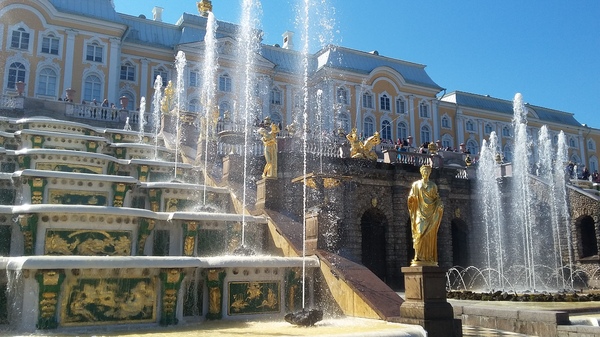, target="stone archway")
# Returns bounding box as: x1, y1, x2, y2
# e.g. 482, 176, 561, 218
361, 208, 388, 282
451, 218, 469, 267
576, 215, 598, 258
